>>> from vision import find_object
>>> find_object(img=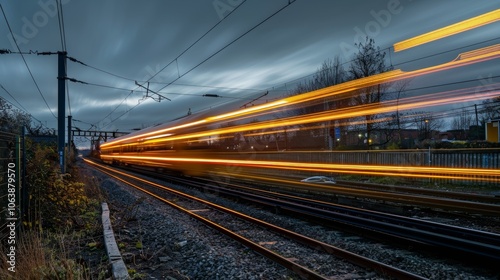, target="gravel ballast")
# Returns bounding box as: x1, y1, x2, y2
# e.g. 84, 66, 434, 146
86, 163, 499, 279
